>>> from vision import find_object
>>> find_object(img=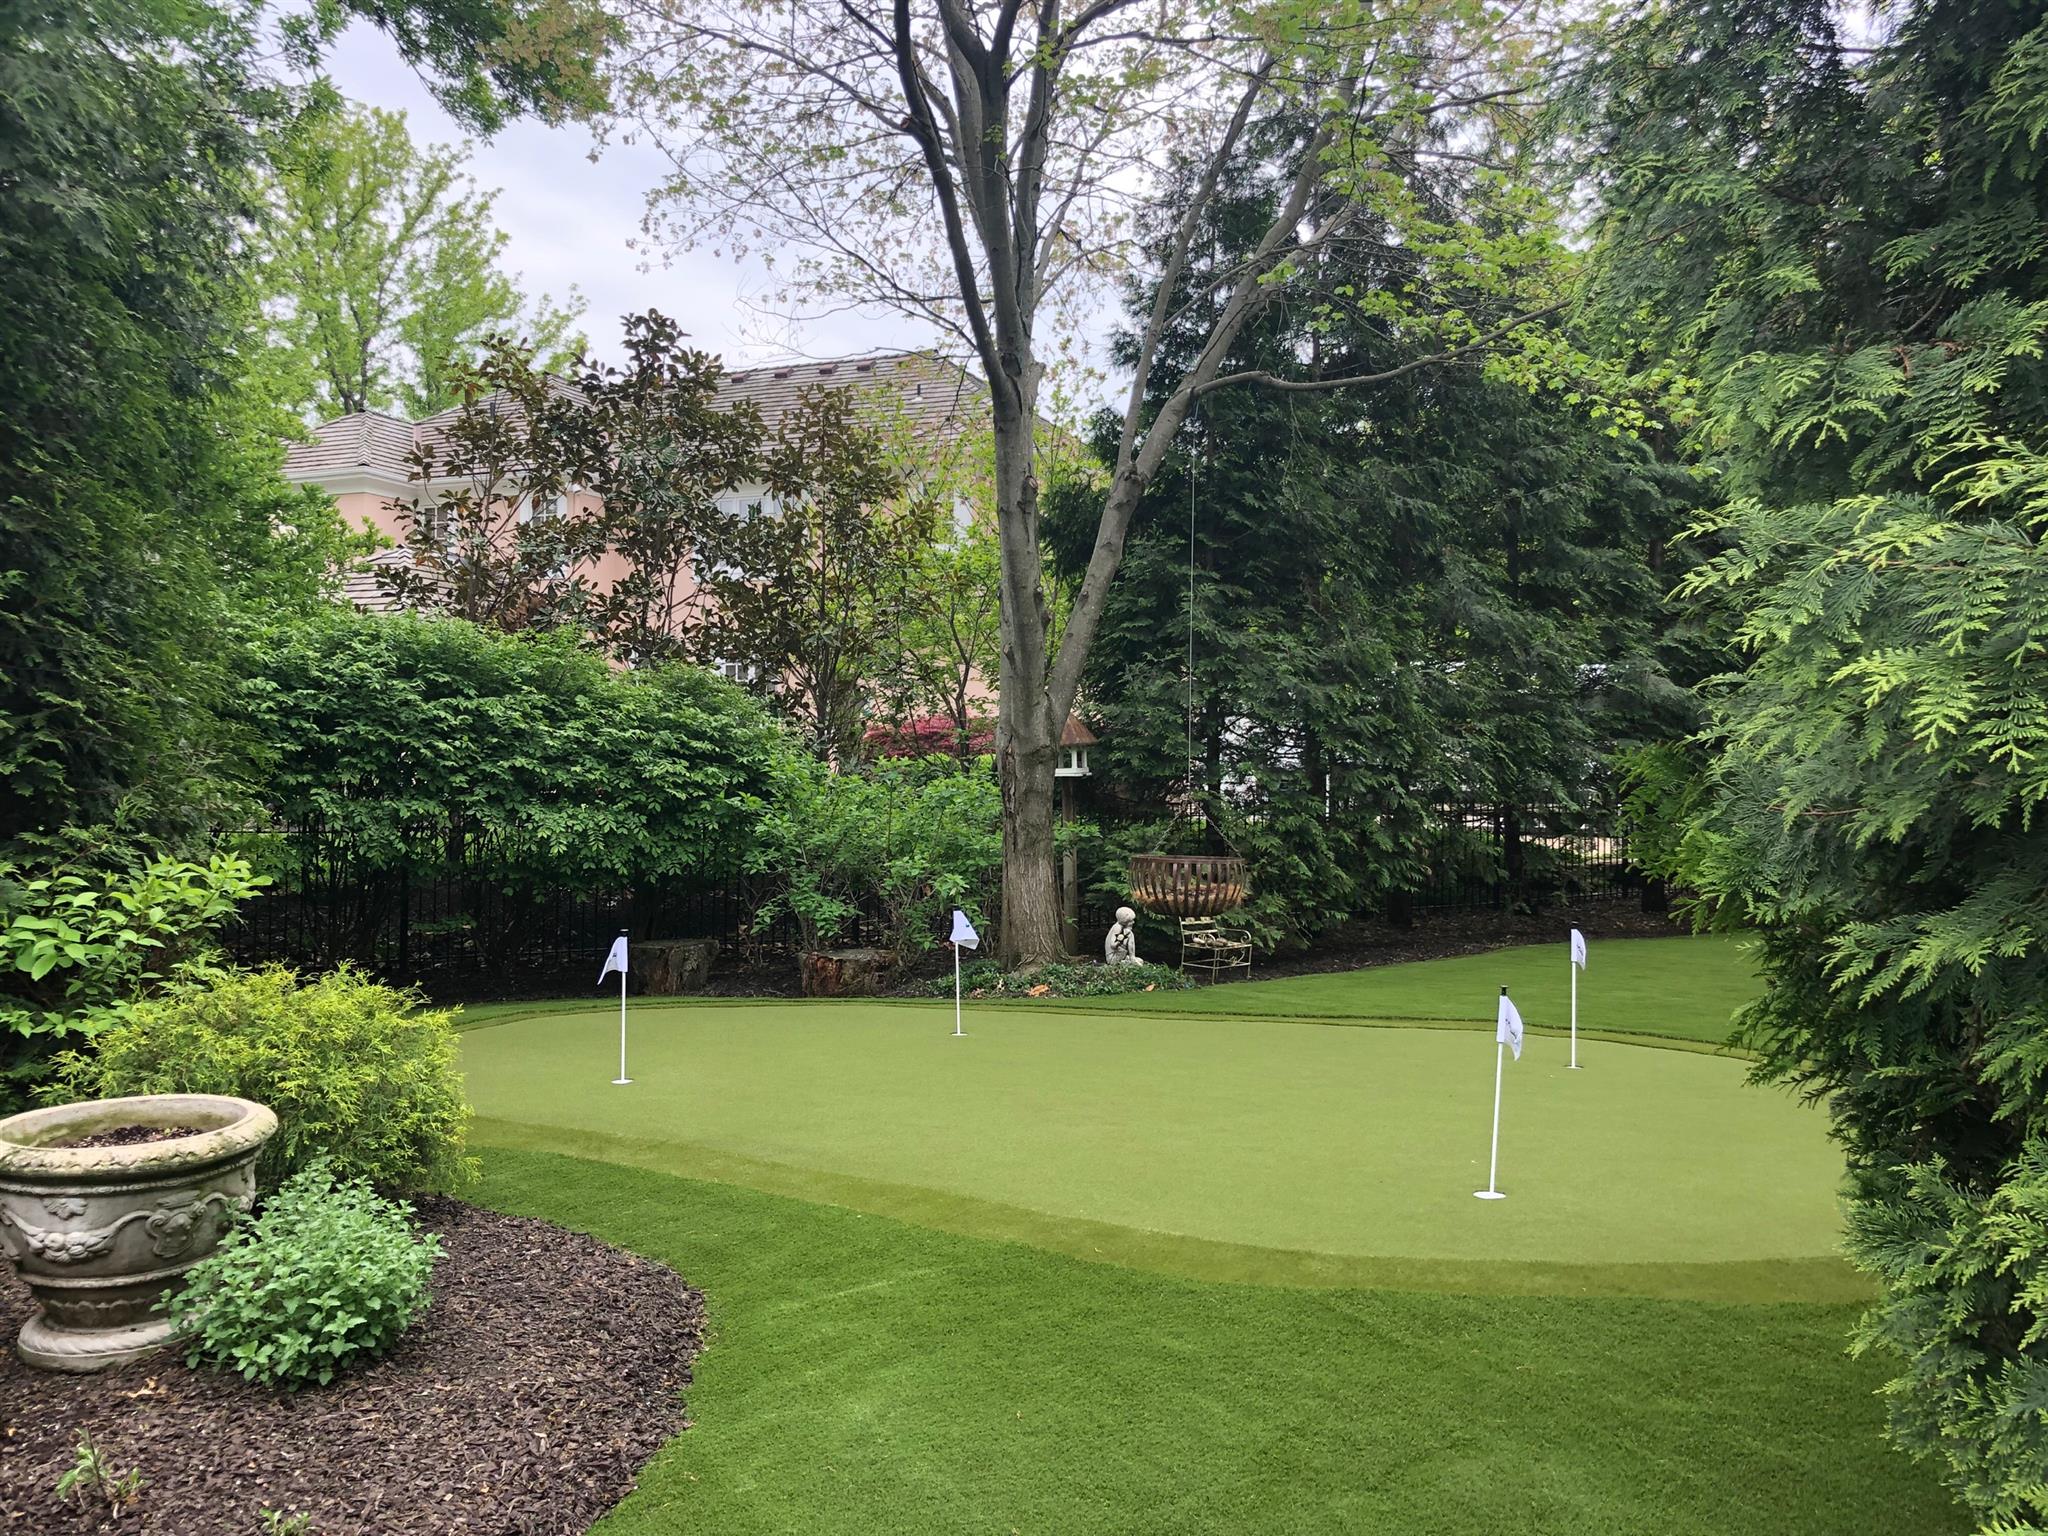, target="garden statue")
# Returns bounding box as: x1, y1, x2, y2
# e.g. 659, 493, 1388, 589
1105, 907, 1142, 967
